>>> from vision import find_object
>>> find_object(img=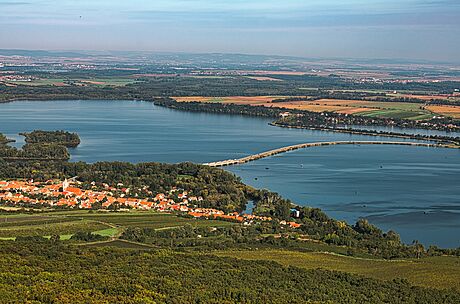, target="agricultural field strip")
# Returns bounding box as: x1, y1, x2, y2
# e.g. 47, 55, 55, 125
0, 212, 234, 239
173, 96, 459, 119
